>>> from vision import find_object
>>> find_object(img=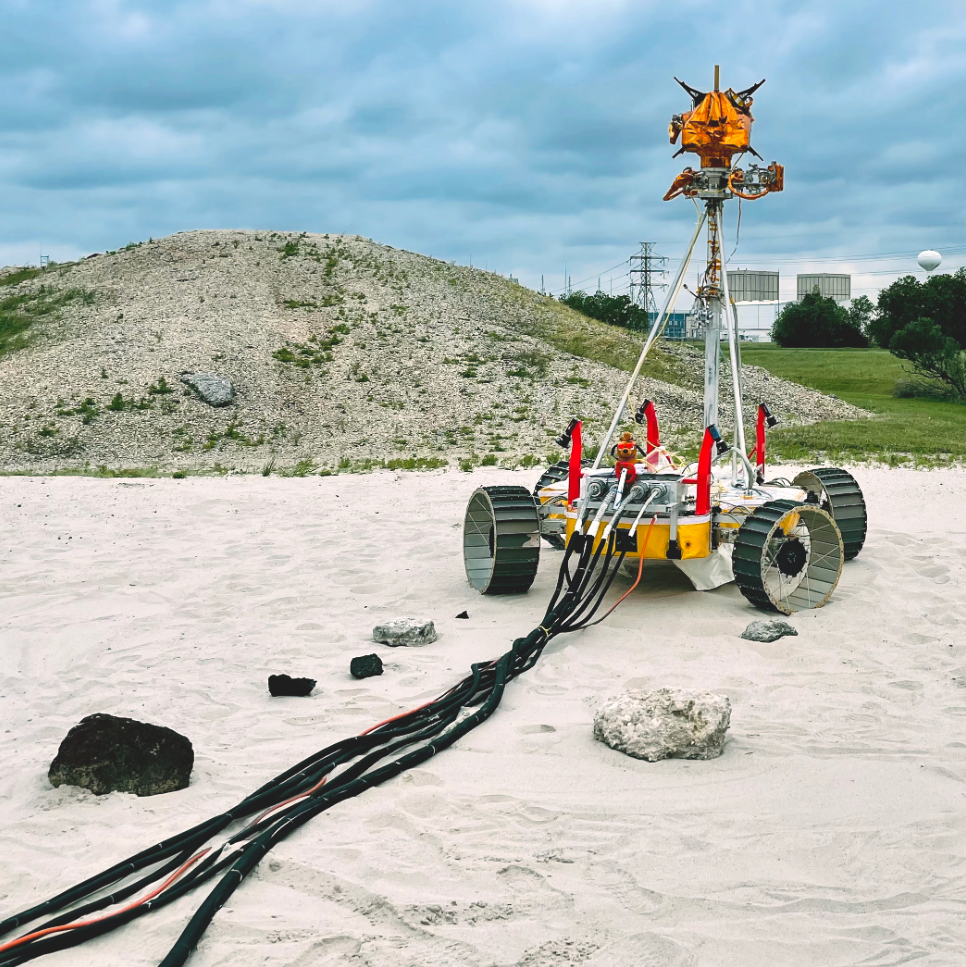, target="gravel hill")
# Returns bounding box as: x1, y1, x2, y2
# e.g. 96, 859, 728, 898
0, 230, 867, 474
